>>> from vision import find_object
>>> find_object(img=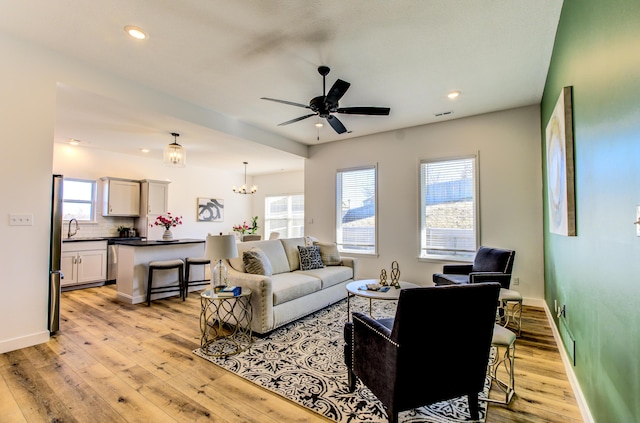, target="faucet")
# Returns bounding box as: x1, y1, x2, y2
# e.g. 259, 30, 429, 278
67, 218, 79, 238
